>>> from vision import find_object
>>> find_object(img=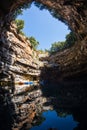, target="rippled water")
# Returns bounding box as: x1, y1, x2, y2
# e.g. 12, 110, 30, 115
30, 110, 78, 130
